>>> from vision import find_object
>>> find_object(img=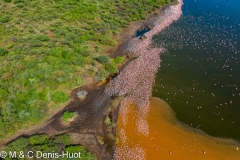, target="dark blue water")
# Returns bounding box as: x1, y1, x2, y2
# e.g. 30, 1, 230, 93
153, 0, 240, 142
136, 28, 150, 37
